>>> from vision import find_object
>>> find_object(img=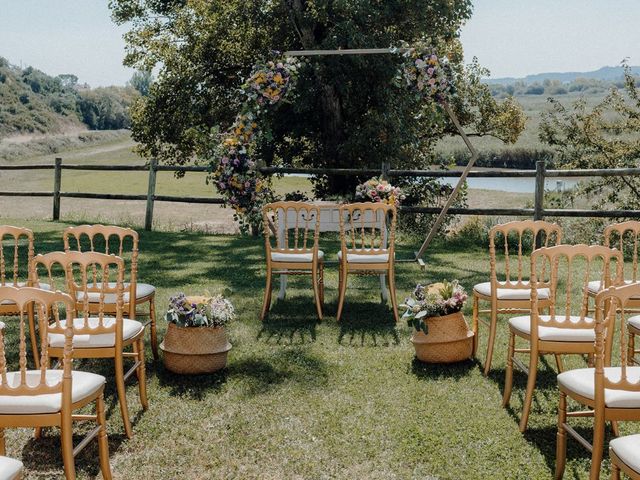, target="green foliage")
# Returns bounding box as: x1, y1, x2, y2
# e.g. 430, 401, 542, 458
110, 0, 525, 198
128, 70, 153, 96
539, 66, 640, 210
